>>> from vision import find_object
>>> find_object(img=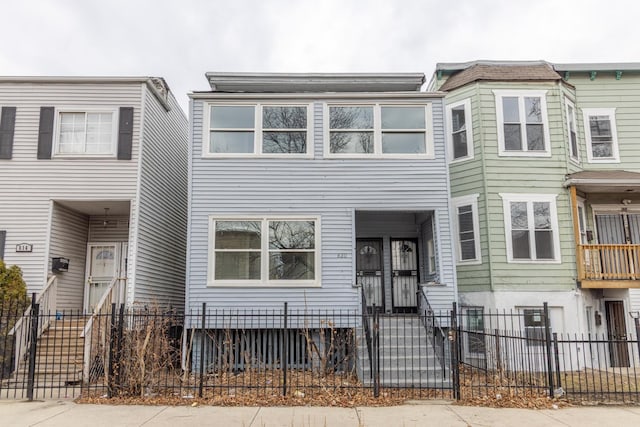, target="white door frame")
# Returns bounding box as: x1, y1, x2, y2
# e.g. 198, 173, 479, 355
83, 242, 125, 312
